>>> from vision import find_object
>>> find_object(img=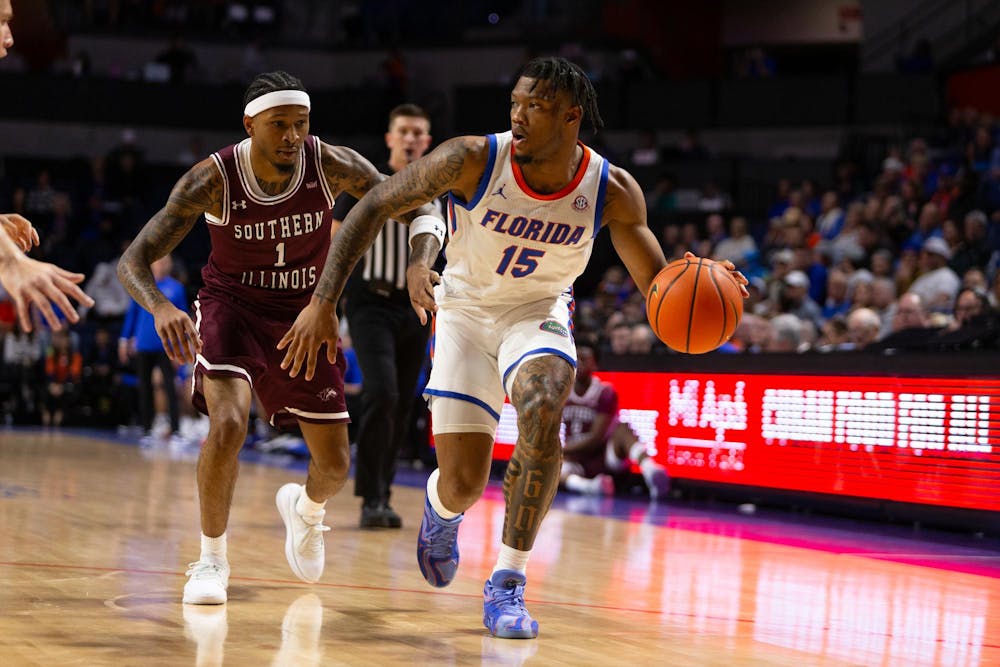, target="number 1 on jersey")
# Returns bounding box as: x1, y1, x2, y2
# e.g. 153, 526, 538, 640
274, 242, 286, 267
496, 245, 545, 278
